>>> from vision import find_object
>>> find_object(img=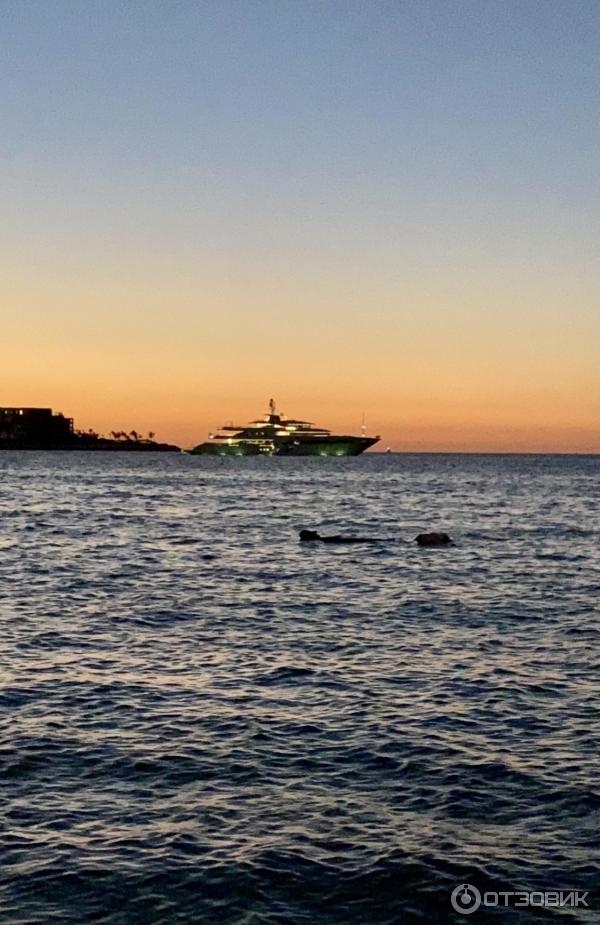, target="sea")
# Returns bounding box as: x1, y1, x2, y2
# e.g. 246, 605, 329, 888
0, 452, 598, 924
